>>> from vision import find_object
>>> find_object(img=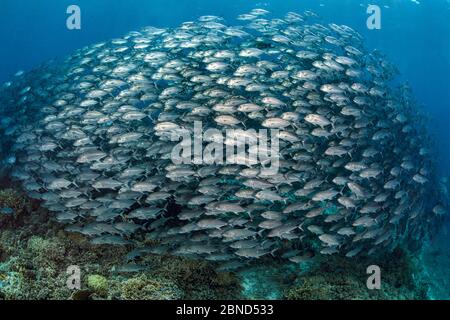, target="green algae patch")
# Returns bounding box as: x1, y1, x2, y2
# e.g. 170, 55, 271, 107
87, 275, 109, 295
